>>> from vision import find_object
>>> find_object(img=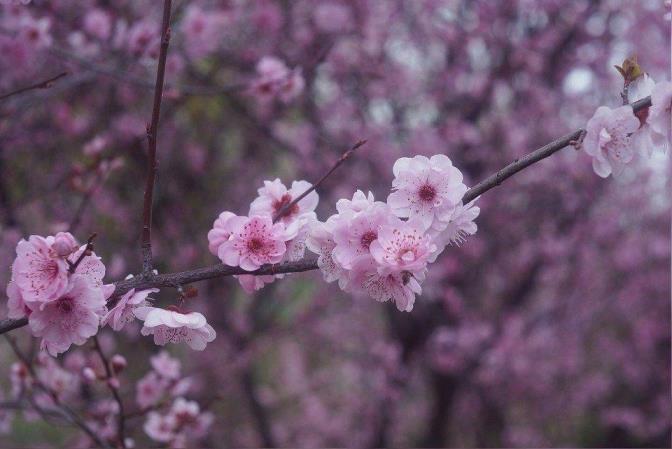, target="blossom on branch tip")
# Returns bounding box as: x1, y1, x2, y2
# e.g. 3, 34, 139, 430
12, 235, 71, 304
583, 105, 640, 178
249, 178, 318, 227
135, 307, 216, 351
